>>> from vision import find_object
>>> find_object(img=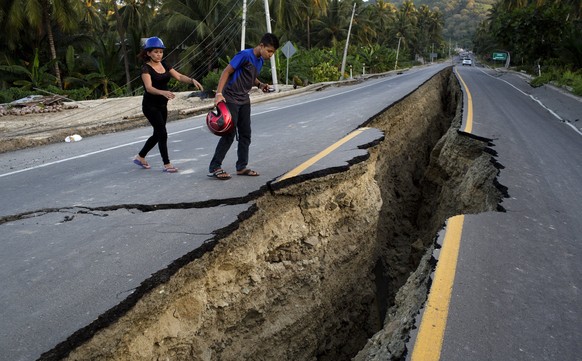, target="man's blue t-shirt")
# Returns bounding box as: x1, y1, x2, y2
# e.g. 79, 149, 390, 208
223, 48, 264, 105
